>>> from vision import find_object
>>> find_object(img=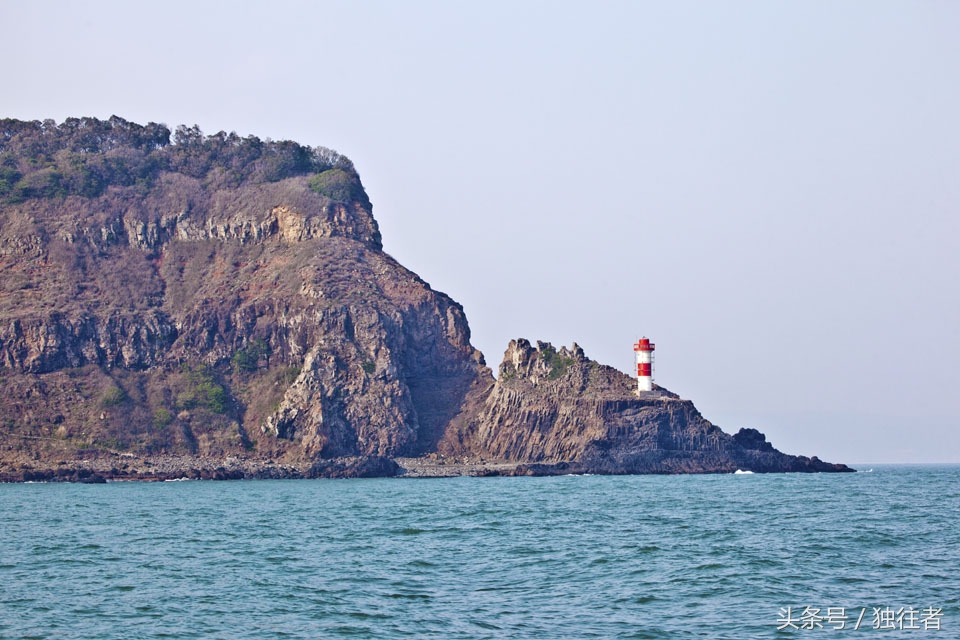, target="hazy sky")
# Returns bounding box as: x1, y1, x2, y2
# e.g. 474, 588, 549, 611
3, 1, 958, 463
